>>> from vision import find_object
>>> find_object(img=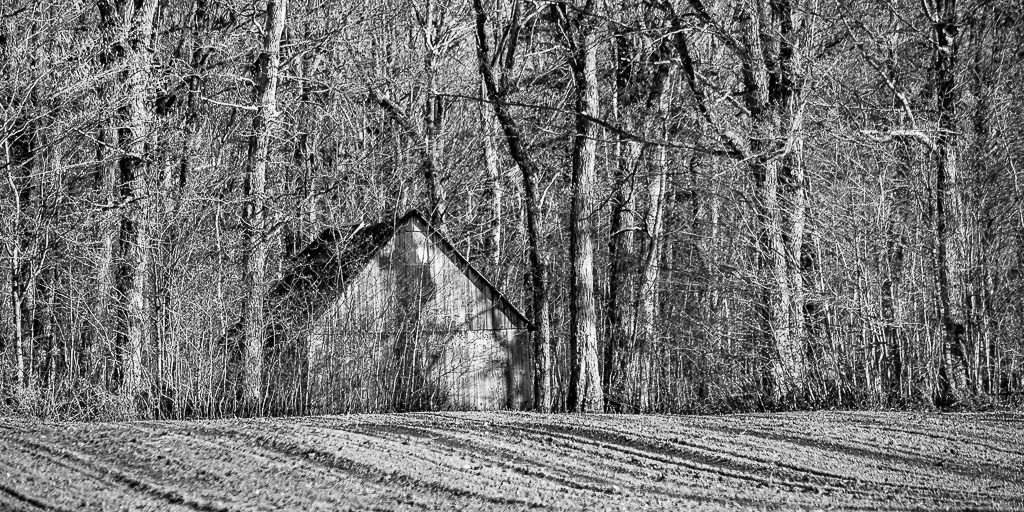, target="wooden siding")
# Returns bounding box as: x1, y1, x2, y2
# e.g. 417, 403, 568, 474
306, 222, 533, 412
